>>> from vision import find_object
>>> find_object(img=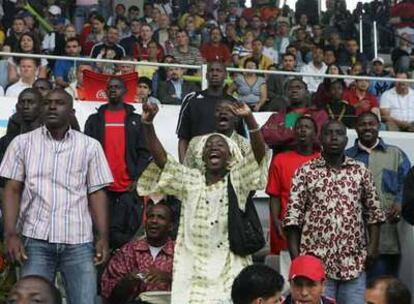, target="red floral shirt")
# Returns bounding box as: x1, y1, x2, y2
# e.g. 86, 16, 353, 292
284, 156, 386, 280
100, 238, 174, 300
